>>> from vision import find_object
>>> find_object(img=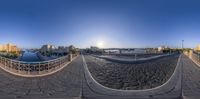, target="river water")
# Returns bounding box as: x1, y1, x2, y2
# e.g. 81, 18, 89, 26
20, 51, 42, 62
